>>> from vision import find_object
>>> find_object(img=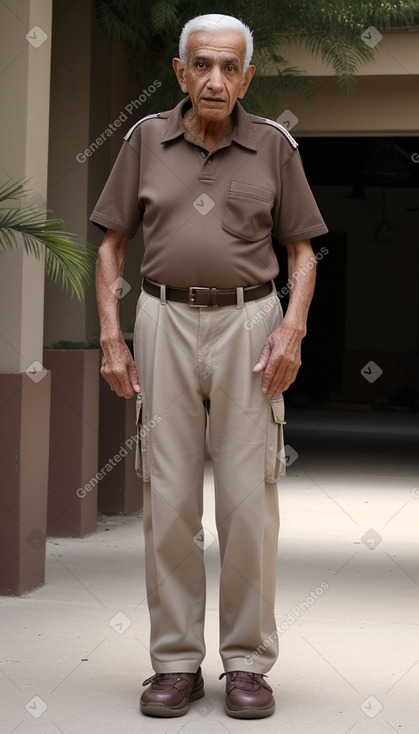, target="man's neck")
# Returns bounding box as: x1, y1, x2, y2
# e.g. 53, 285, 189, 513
183, 107, 233, 151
